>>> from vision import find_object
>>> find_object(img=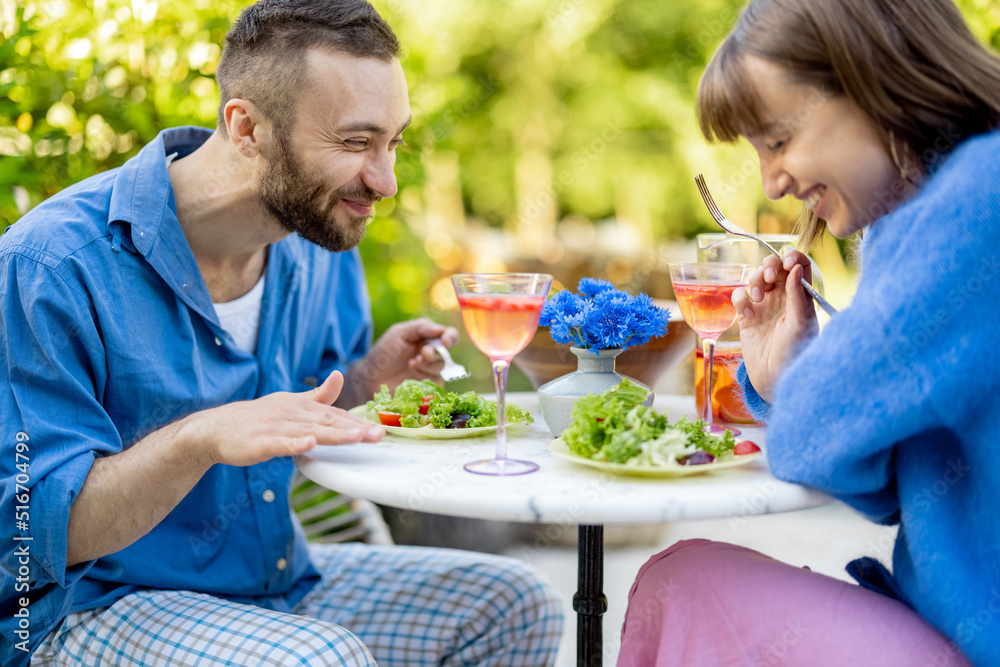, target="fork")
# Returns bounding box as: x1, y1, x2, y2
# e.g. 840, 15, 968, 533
694, 174, 838, 317
428, 338, 470, 382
